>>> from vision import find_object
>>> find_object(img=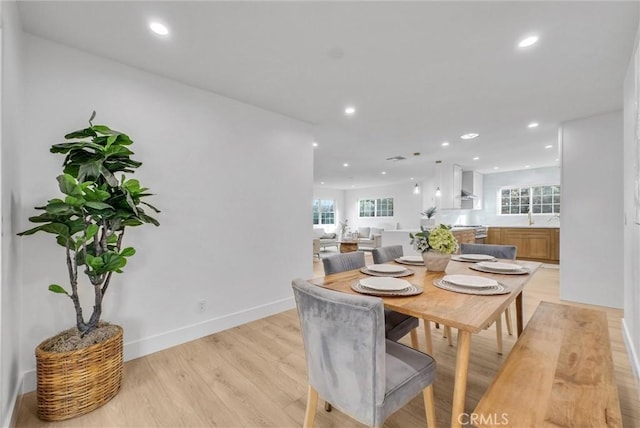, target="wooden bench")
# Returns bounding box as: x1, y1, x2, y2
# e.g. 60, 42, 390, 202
472, 301, 622, 427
